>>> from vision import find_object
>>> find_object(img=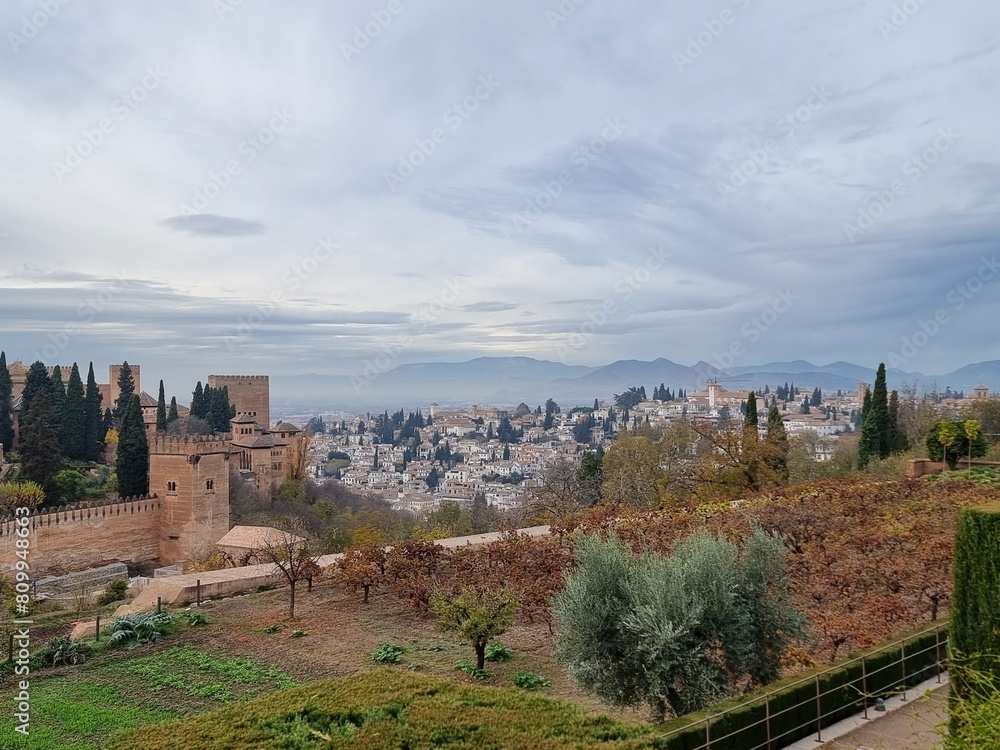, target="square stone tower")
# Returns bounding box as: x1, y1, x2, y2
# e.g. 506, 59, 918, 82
149, 436, 231, 565
208, 374, 269, 429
